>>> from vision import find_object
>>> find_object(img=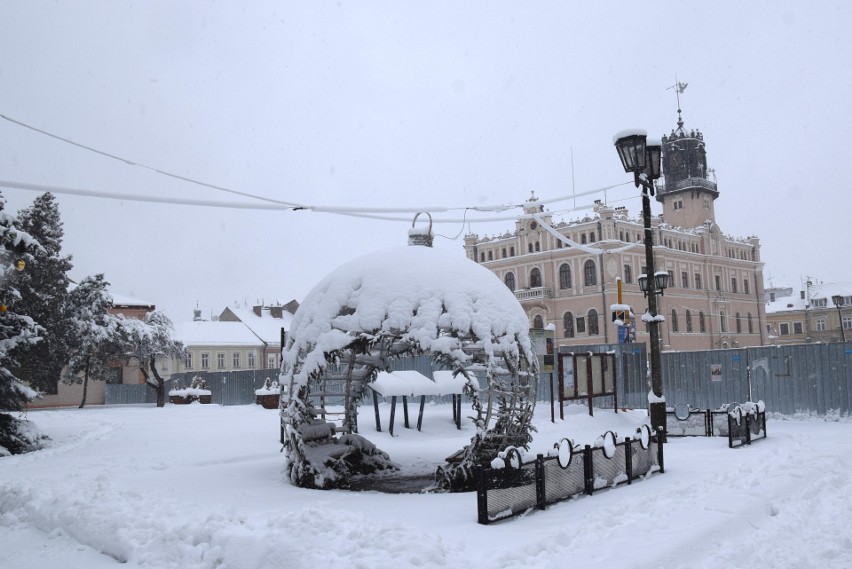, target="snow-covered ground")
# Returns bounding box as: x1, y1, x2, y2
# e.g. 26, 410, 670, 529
1, 402, 851, 569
